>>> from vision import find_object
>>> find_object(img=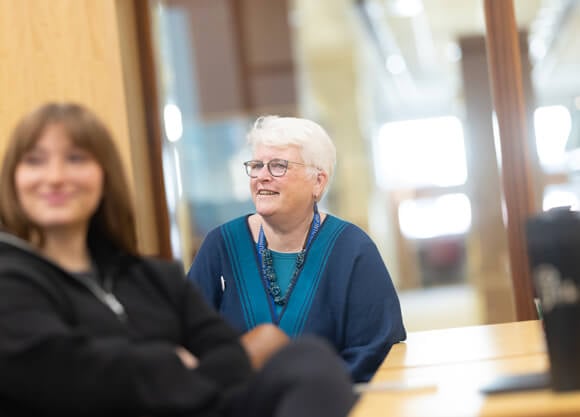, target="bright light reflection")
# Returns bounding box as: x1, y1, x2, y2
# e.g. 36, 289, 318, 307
172, 146, 183, 199
376, 116, 467, 189
398, 194, 471, 239
446, 42, 462, 62
163, 103, 183, 142
388, 0, 424, 17
534, 105, 571, 169
530, 38, 547, 61
386, 54, 406, 75
543, 190, 579, 211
